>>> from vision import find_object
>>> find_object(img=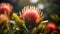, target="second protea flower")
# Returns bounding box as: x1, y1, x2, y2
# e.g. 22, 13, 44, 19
20, 6, 43, 28
46, 22, 57, 31
0, 14, 10, 25
0, 3, 13, 15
